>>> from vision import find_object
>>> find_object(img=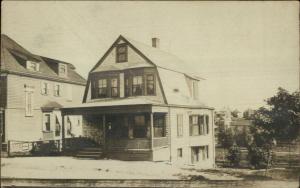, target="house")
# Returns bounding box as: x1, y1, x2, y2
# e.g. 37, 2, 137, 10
0, 34, 86, 150
62, 35, 215, 167
230, 117, 252, 134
